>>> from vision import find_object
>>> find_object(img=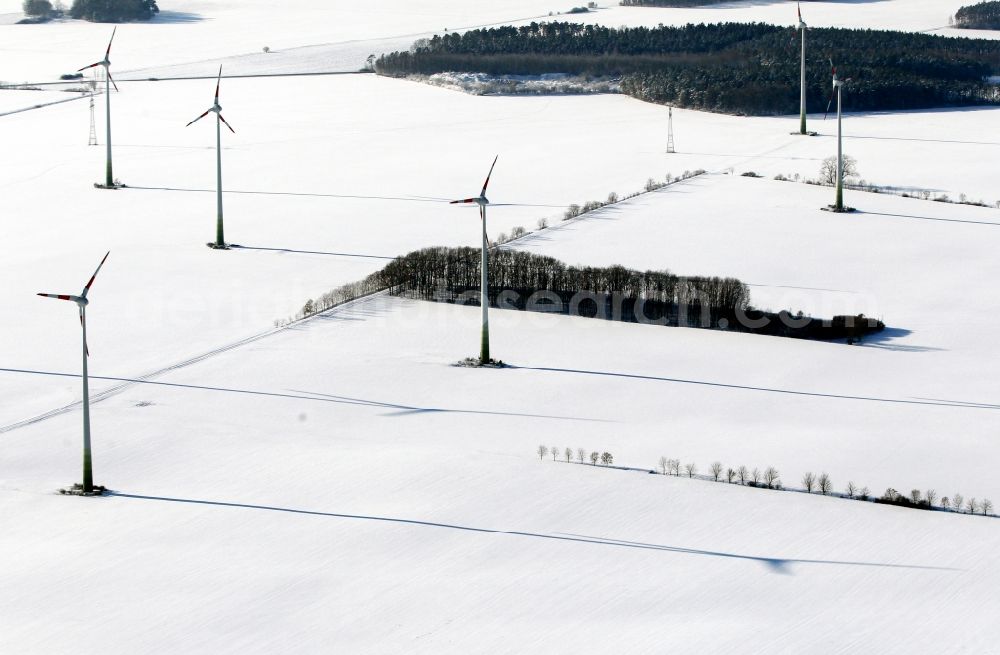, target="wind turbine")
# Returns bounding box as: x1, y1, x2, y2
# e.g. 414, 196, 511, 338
38, 252, 110, 495
78, 28, 119, 188
187, 66, 236, 249
794, 3, 815, 136
450, 156, 498, 364
824, 60, 852, 212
